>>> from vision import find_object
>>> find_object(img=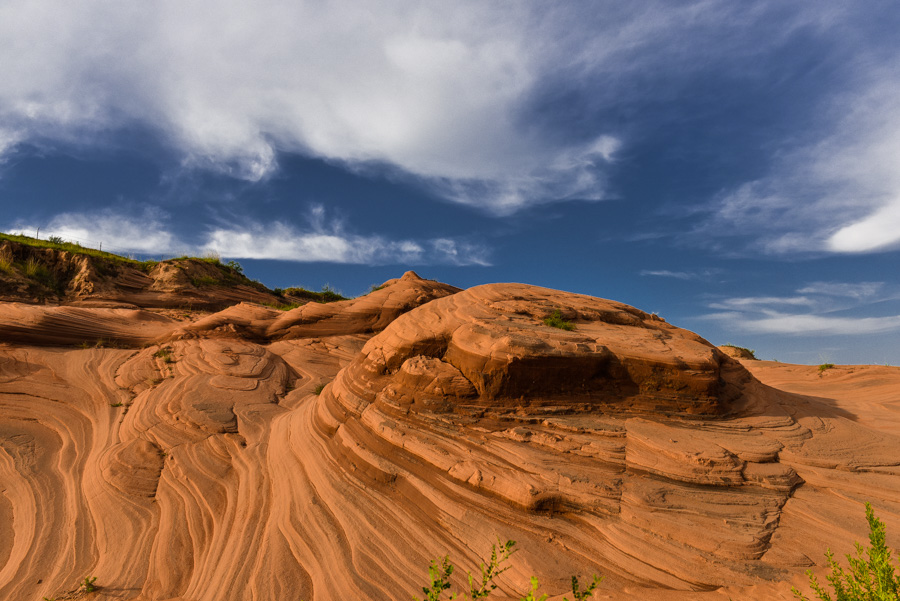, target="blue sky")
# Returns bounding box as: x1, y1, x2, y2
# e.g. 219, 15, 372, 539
2, 1, 900, 364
